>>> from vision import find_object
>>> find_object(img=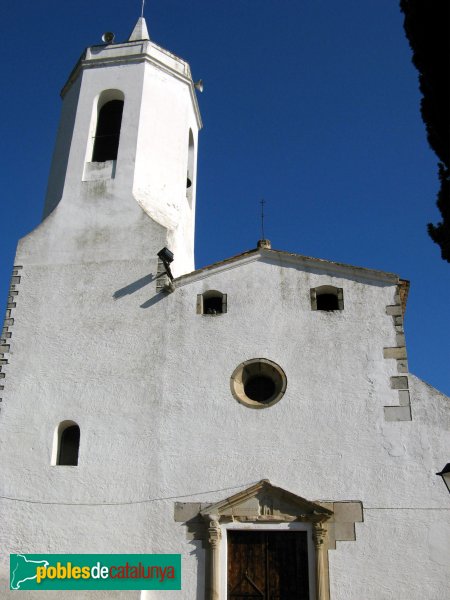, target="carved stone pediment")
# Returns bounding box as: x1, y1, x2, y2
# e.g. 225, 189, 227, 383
174, 482, 363, 600
200, 479, 333, 523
